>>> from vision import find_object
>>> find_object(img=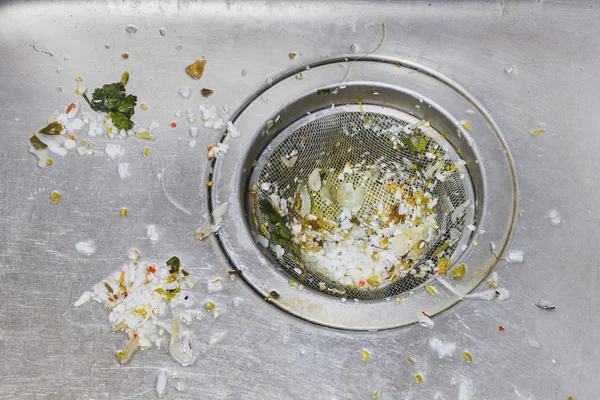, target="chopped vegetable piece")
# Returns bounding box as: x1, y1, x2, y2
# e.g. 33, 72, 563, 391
395, 62, 401, 68
116, 336, 139, 365
81, 82, 137, 130
171, 122, 177, 128
425, 284, 437, 296
141, 103, 148, 111
166, 256, 181, 274
122, 53, 129, 59
201, 88, 214, 97
373, 391, 379, 398
406, 357, 414, 363
51, 191, 60, 204
205, 301, 215, 311
463, 122, 471, 130
136, 131, 155, 141
289, 52, 297, 59
39, 121, 64, 135
268, 290, 280, 299
185, 59, 206, 80
499, 325, 505, 331
396, 296, 403, 303
316, 88, 332, 95
530, 129, 546, 135
30, 135, 47, 150
206, 181, 213, 187
143, 147, 149, 157
76, 76, 83, 82
414, 374, 423, 383
120, 208, 127, 217
401, 134, 428, 153
66, 103, 77, 114
120, 71, 129, 85
450, 263, 466, 279
462, 351, 472, 363
361, 350, 370, 360
228, 270, 242, 276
